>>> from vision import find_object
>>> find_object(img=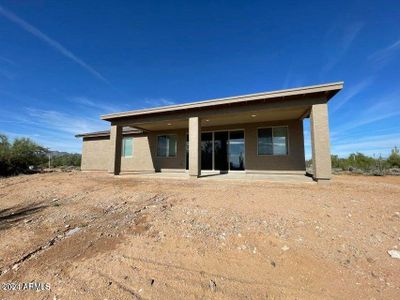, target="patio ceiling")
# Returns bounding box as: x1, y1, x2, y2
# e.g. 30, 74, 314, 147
126, 106, 309, 131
